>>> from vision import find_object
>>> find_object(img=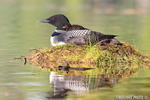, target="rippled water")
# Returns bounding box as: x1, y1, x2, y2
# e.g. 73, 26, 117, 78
0, 0, 150, 100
